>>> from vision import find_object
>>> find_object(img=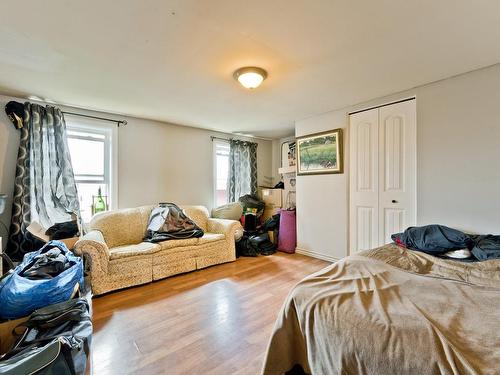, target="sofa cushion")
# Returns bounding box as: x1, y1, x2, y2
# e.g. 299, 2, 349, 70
198, 233, 225, 244
109, 242, 161, 260
158, 238, 199, 251
90, 206, 153, 248
181, 206, 209, 232
157, 233, 225, 250
154, 233, 225, 257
